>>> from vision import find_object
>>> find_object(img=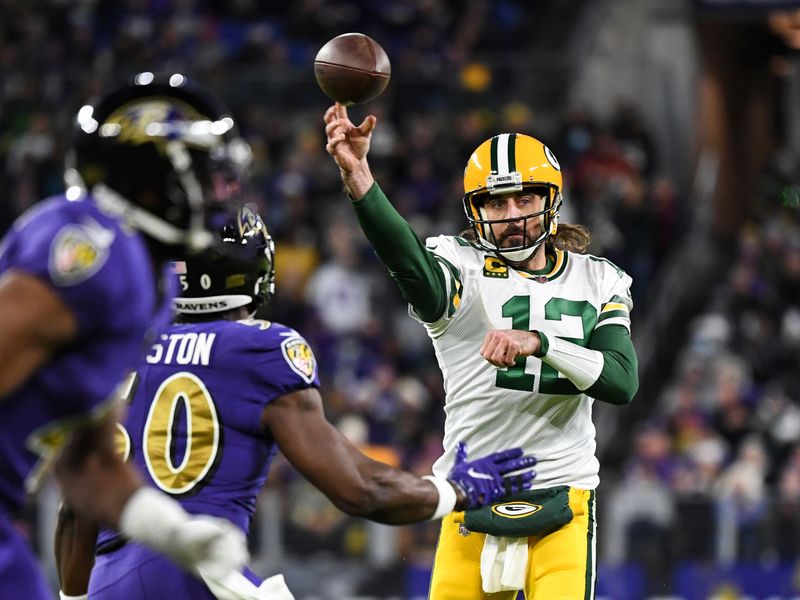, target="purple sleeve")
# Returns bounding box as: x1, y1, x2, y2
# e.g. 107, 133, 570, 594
250, 330, 320, 405
7, 213, 124, 335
